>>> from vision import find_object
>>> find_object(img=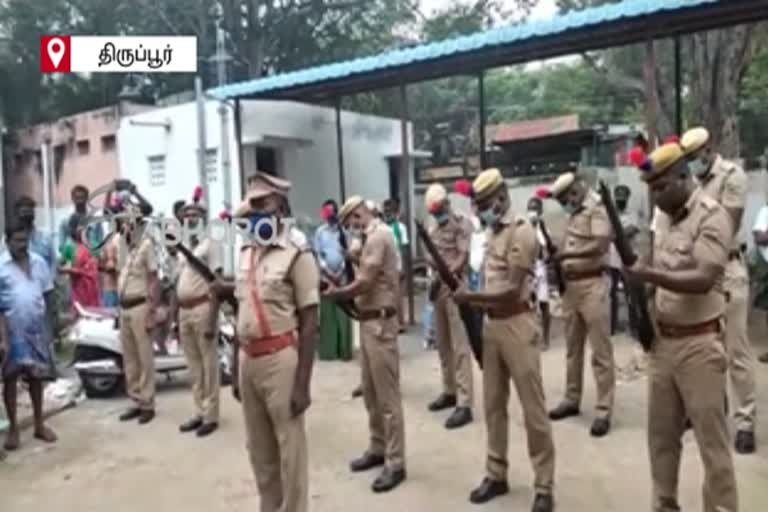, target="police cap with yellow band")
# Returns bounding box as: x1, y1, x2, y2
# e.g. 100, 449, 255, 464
635, 142, 687, 183
680, 127, 710, 156
338, 195, 365, 224
472, 168, 504, 201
